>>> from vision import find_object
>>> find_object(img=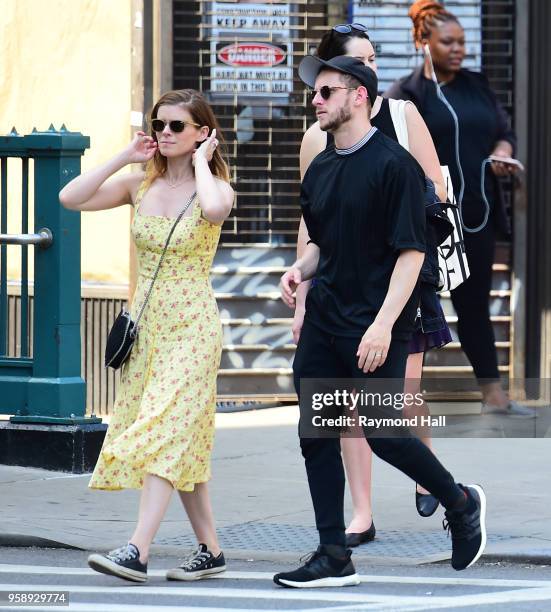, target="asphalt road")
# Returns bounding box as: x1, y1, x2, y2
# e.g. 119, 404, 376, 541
1, 547, 550, 611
